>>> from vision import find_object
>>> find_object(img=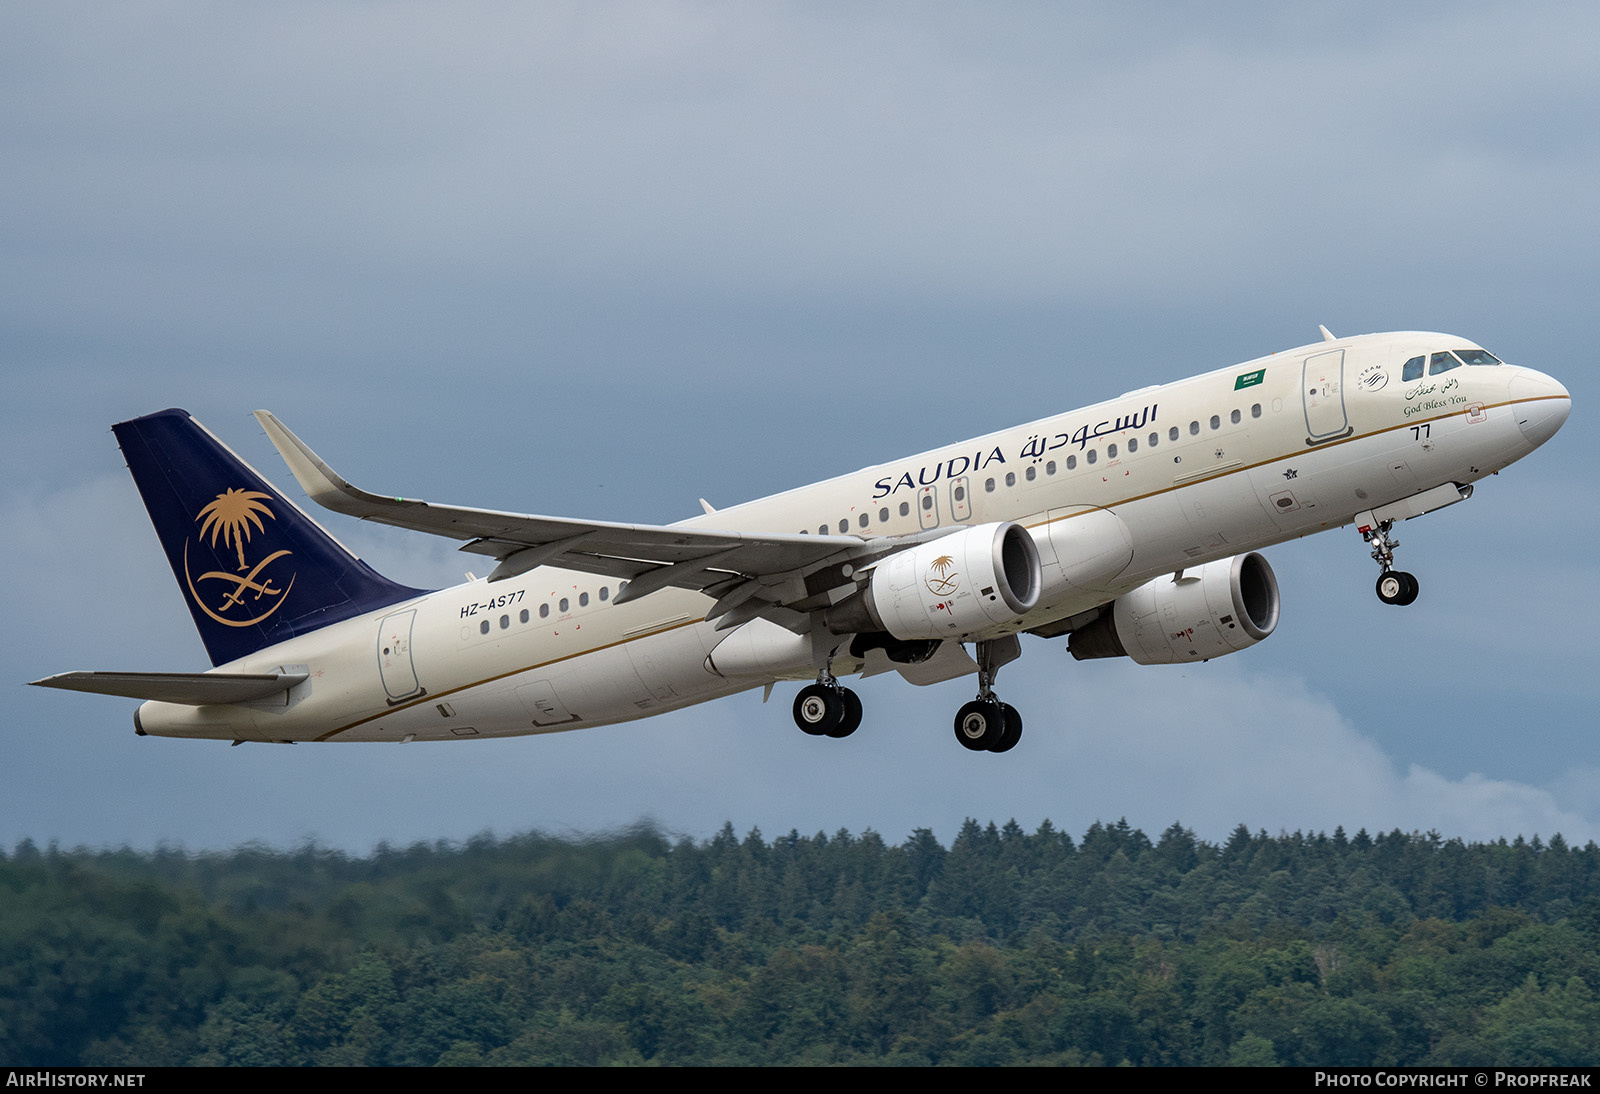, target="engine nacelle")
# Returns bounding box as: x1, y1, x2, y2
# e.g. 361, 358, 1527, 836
1068, 552, 1280, 665
826, 522, 1041, 640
